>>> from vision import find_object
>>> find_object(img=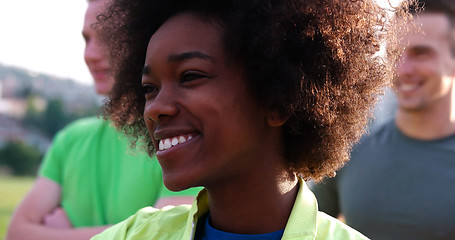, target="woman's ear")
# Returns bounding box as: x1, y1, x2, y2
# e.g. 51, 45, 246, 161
266, 111, 289, 127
